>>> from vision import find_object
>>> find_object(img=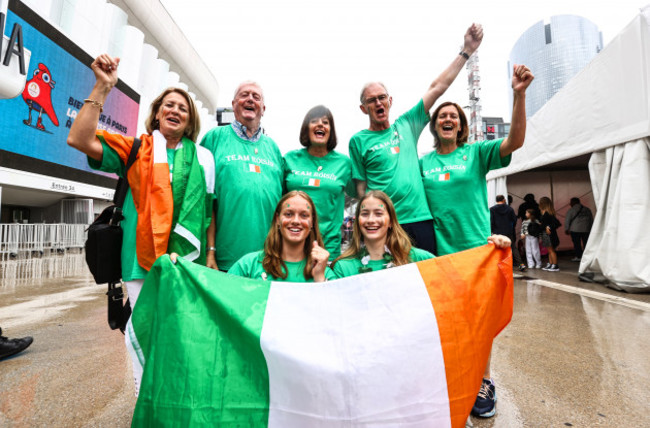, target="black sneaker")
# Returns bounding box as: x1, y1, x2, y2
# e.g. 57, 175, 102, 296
0, 328, 34, 361
471, 378, 497, 418
547, 264, 560, 272
541, 263, 552, 271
